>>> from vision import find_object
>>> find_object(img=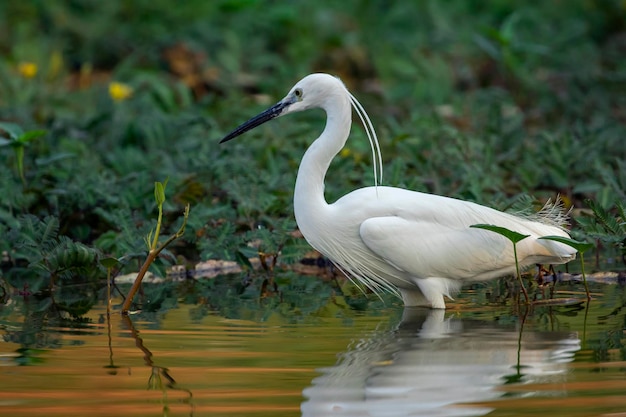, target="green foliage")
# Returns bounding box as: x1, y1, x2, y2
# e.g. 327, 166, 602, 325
0, 1, 624, 316
575, 199, 626, 262
4, 215, 101, 292
470, 224, 530, 244
539, 236, 594, 254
